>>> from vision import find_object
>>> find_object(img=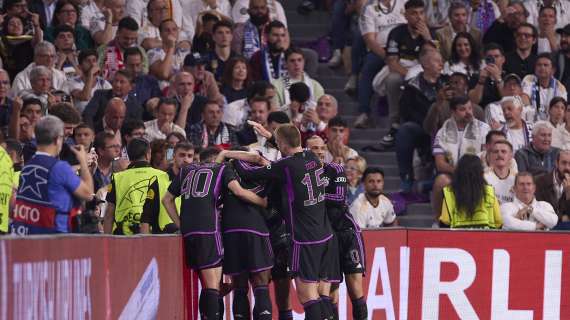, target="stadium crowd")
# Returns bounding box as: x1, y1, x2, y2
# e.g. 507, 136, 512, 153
1, 0, 570, 318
